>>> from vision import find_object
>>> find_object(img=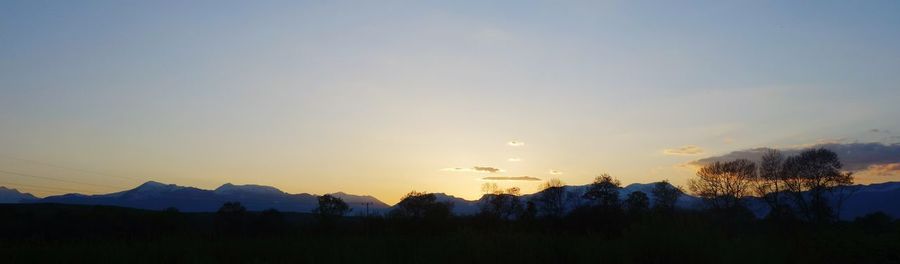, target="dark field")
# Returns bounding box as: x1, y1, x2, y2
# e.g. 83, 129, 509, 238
2, 204, 898, 264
